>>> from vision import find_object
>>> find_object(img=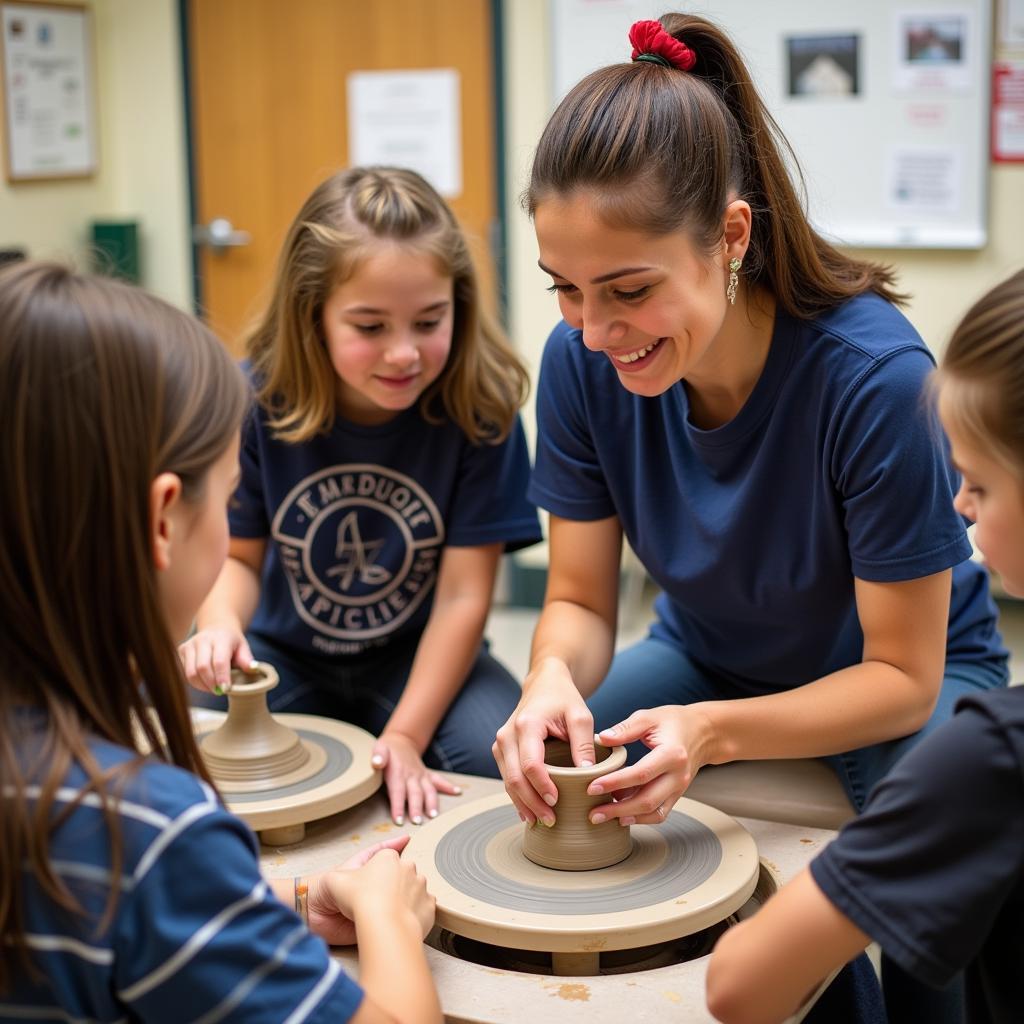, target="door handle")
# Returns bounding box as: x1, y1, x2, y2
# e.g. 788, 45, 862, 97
192, 217, 251, 251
